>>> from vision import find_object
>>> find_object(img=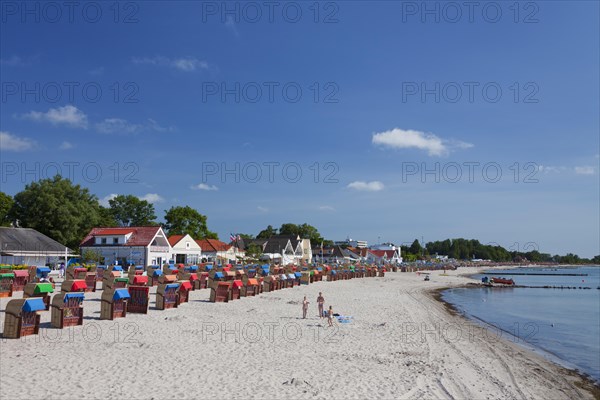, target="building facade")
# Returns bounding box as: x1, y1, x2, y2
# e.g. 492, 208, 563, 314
80, 227, 172, 267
